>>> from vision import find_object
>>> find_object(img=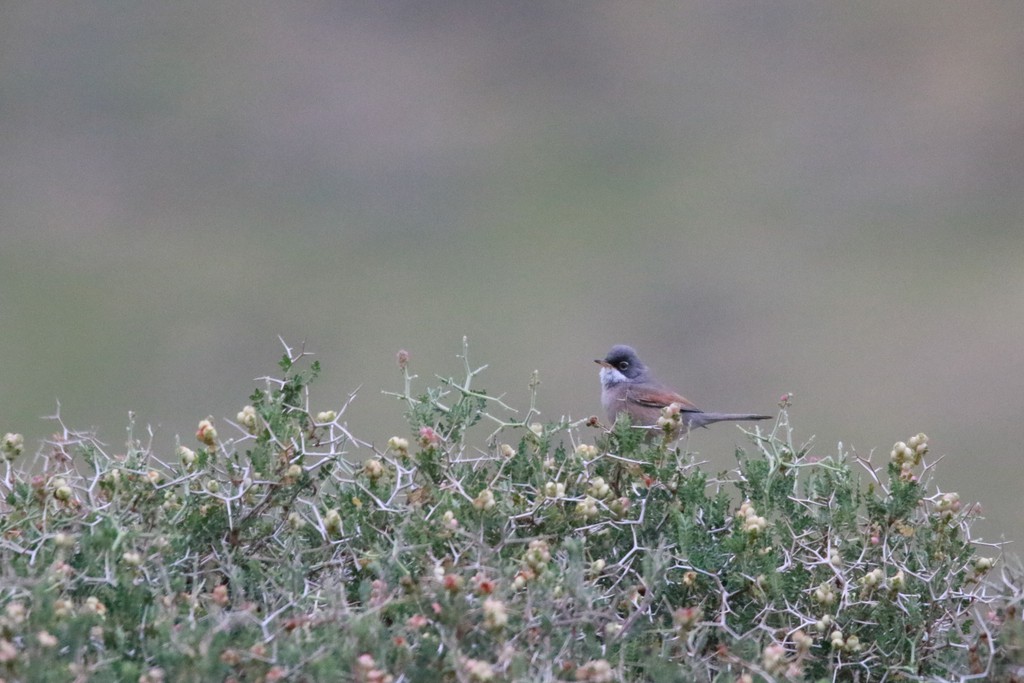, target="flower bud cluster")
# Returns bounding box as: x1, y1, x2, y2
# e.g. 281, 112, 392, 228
324, 509, 342, 536
418, 426, 440, 447
362, 458, 386, 482
442, 574, 464, 593
576, 496, 599, 519
387, 436, 409, 456
196, 418, 218, 447
523, 539, 551, 573
472, 572, 496, 595
543, 481, 565, 499
762, 631, 813, 679
482, 598, 508, 630
441, 510, 459, 532
813, 582, 836, 605
829, 629, 861, 652
473, 488, 495, 511
860, 567, 884, 595
936, 491, 961, 519
587, 476, 611, 500
84, 596, 107, 617
761, 642, 788, 676
976, 556, 995, 571
4, 602, 26, 626
51, 477, 73, 502
608, 496, 630, 518
891, 433, 928, 481
792, 629, 814, 654
236, 405, 258, 433
461, 657, 494, 682
656, 402, 684, 432
575, 444, 598, 459
104, 468, 122, 488
738, 500, 768, 536
1, 432, 24, 460
316, 410, 337, 423
177, 445, 197, 469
